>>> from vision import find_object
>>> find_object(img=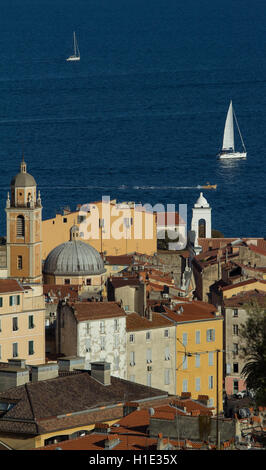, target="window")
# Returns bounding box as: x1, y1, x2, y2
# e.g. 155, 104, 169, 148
146, 331, 151, 342
13, 317, 18, 331
165, 346, 170, 361
195, 330, 201, 344
233, 343, 239, 355
195, 354, 200, 368
146, 348, 152, 364
114, 319, 119, 332
226, 363, 231, 374
147, 373, 152, 387
86, 279, 91, 286
114, 356, 119, 371
64, 279, 70, 285
208, 351, 214, 366
182, 332, 188, 346
164, 329, 169, 338
16, 215, 25, 237
208, 376, 214, 389
114, 335, 119, 348
10, 295, 20, 307
77, 215, 86, 224
130, 375, 135, 382
129, 334, 135, 343
0, 297, 2, 308
124, 305, 129, 312
28, 315, 34, 329
233, 324, 239, 335
85, 338, 91, 353
233, 309, 238, 317
17, 256, 23, 270
195, 377, 201, 392
13, 343, 18, 358
182, 355, 188, 370
86, 322, 90, 334
207, 329, 215, 342
233, 363, 239, 373
100, 321, 105, 334
130, 351, 135, 366
182, 379, 188, 393
100, 336, 105, 351
208, 398, 214, 408
233, 380, 239, 393
63, 218, 67, 223
28, 341, 34, 355
164, 369, 170, 385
